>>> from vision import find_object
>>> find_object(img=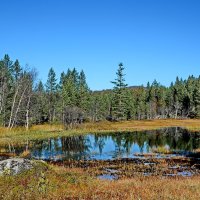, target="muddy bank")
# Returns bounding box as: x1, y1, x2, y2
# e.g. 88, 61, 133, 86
0, 154, 199, 179
49, 156, 200, 179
